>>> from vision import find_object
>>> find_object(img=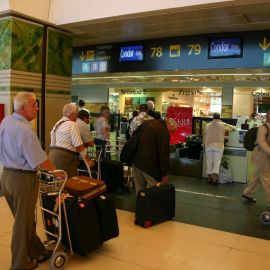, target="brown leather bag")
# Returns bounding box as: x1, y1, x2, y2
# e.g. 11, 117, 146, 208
65, 175, 106, 200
